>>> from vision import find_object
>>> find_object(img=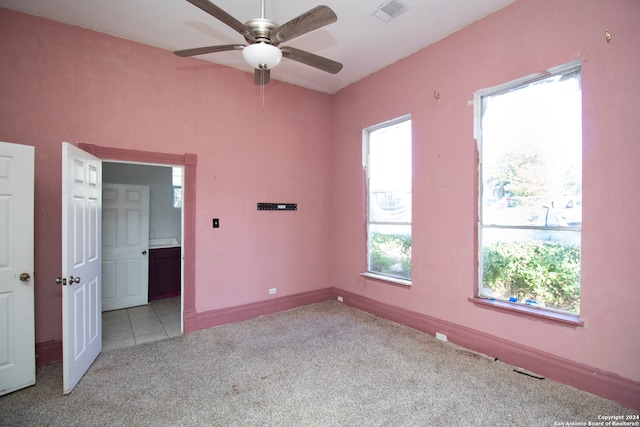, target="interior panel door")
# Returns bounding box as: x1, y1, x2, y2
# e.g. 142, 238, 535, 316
61, 142, 102, 394
102, 183, 150, 311
0, 141, 35, 396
